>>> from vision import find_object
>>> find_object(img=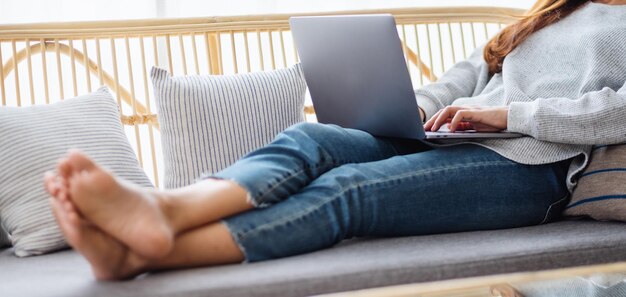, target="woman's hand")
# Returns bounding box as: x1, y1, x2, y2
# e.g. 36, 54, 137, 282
424, 106, 509, 132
